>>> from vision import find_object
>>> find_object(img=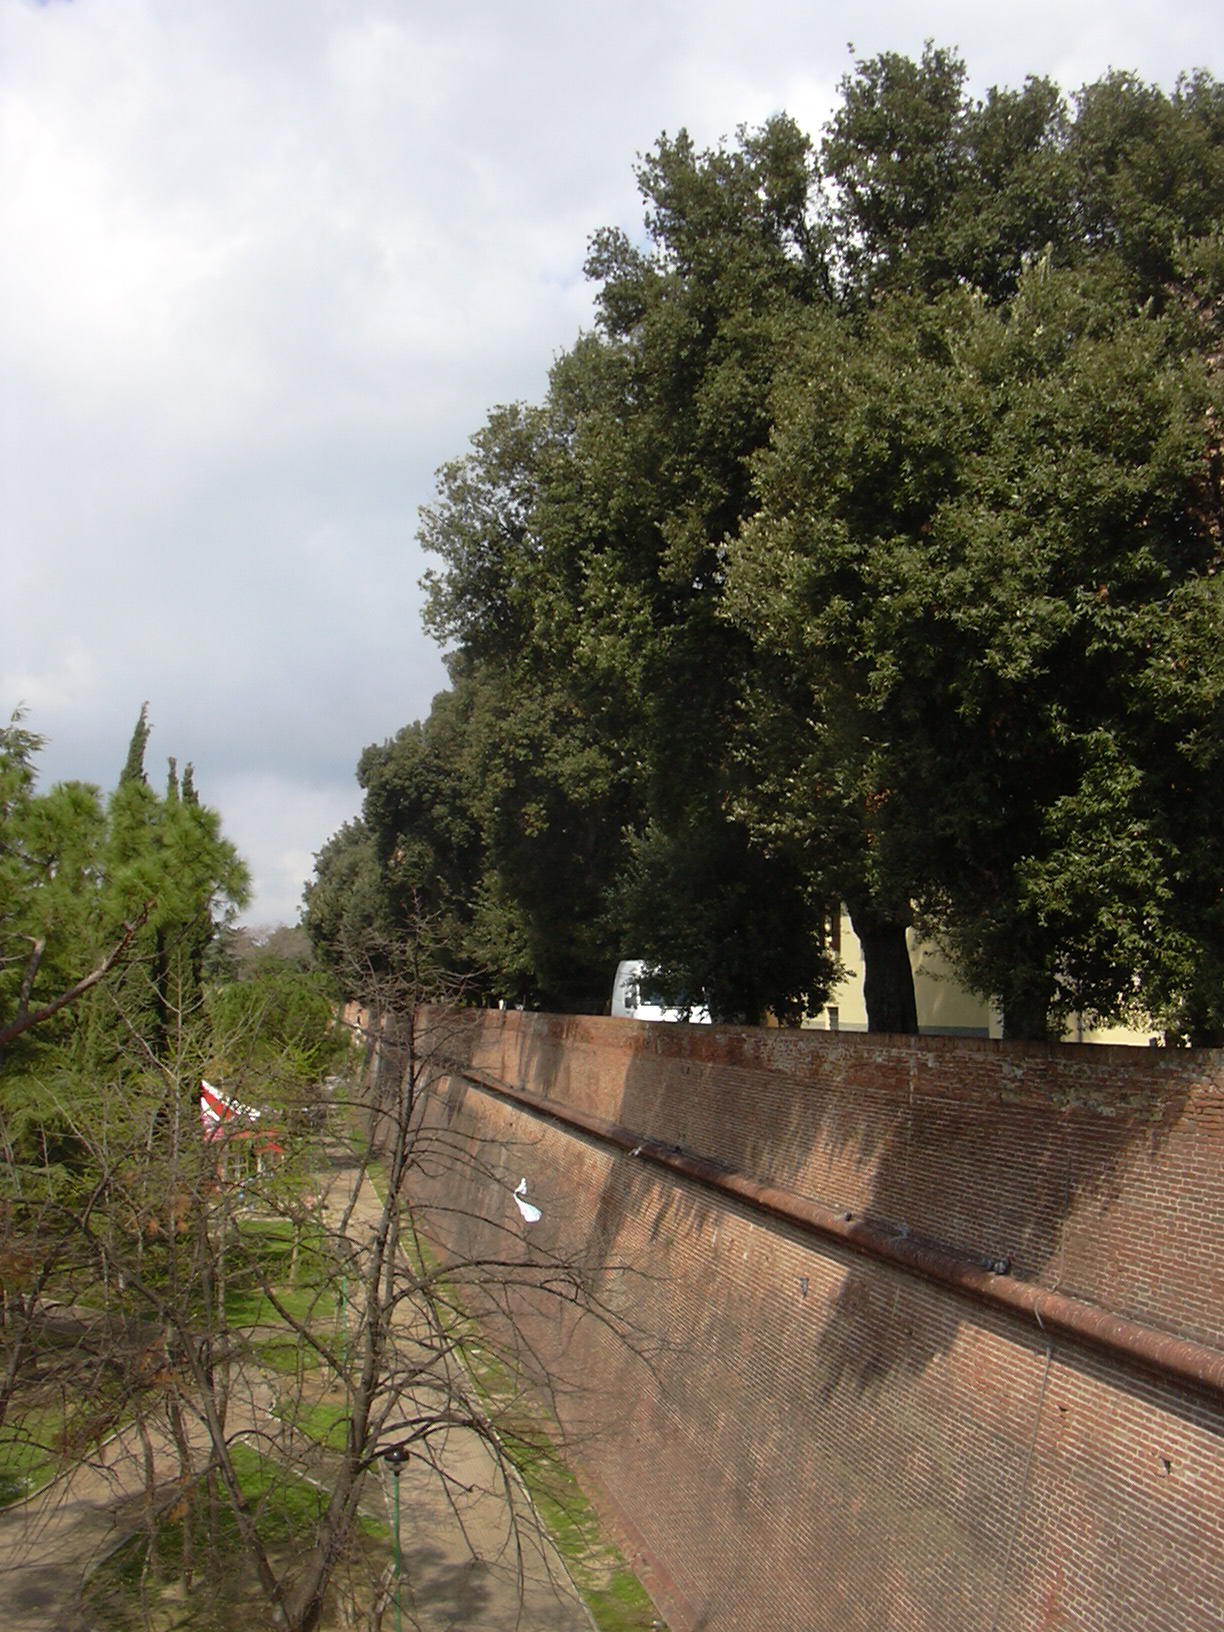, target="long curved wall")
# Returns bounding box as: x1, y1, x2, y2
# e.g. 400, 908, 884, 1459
411, 1010, 1224, 1632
